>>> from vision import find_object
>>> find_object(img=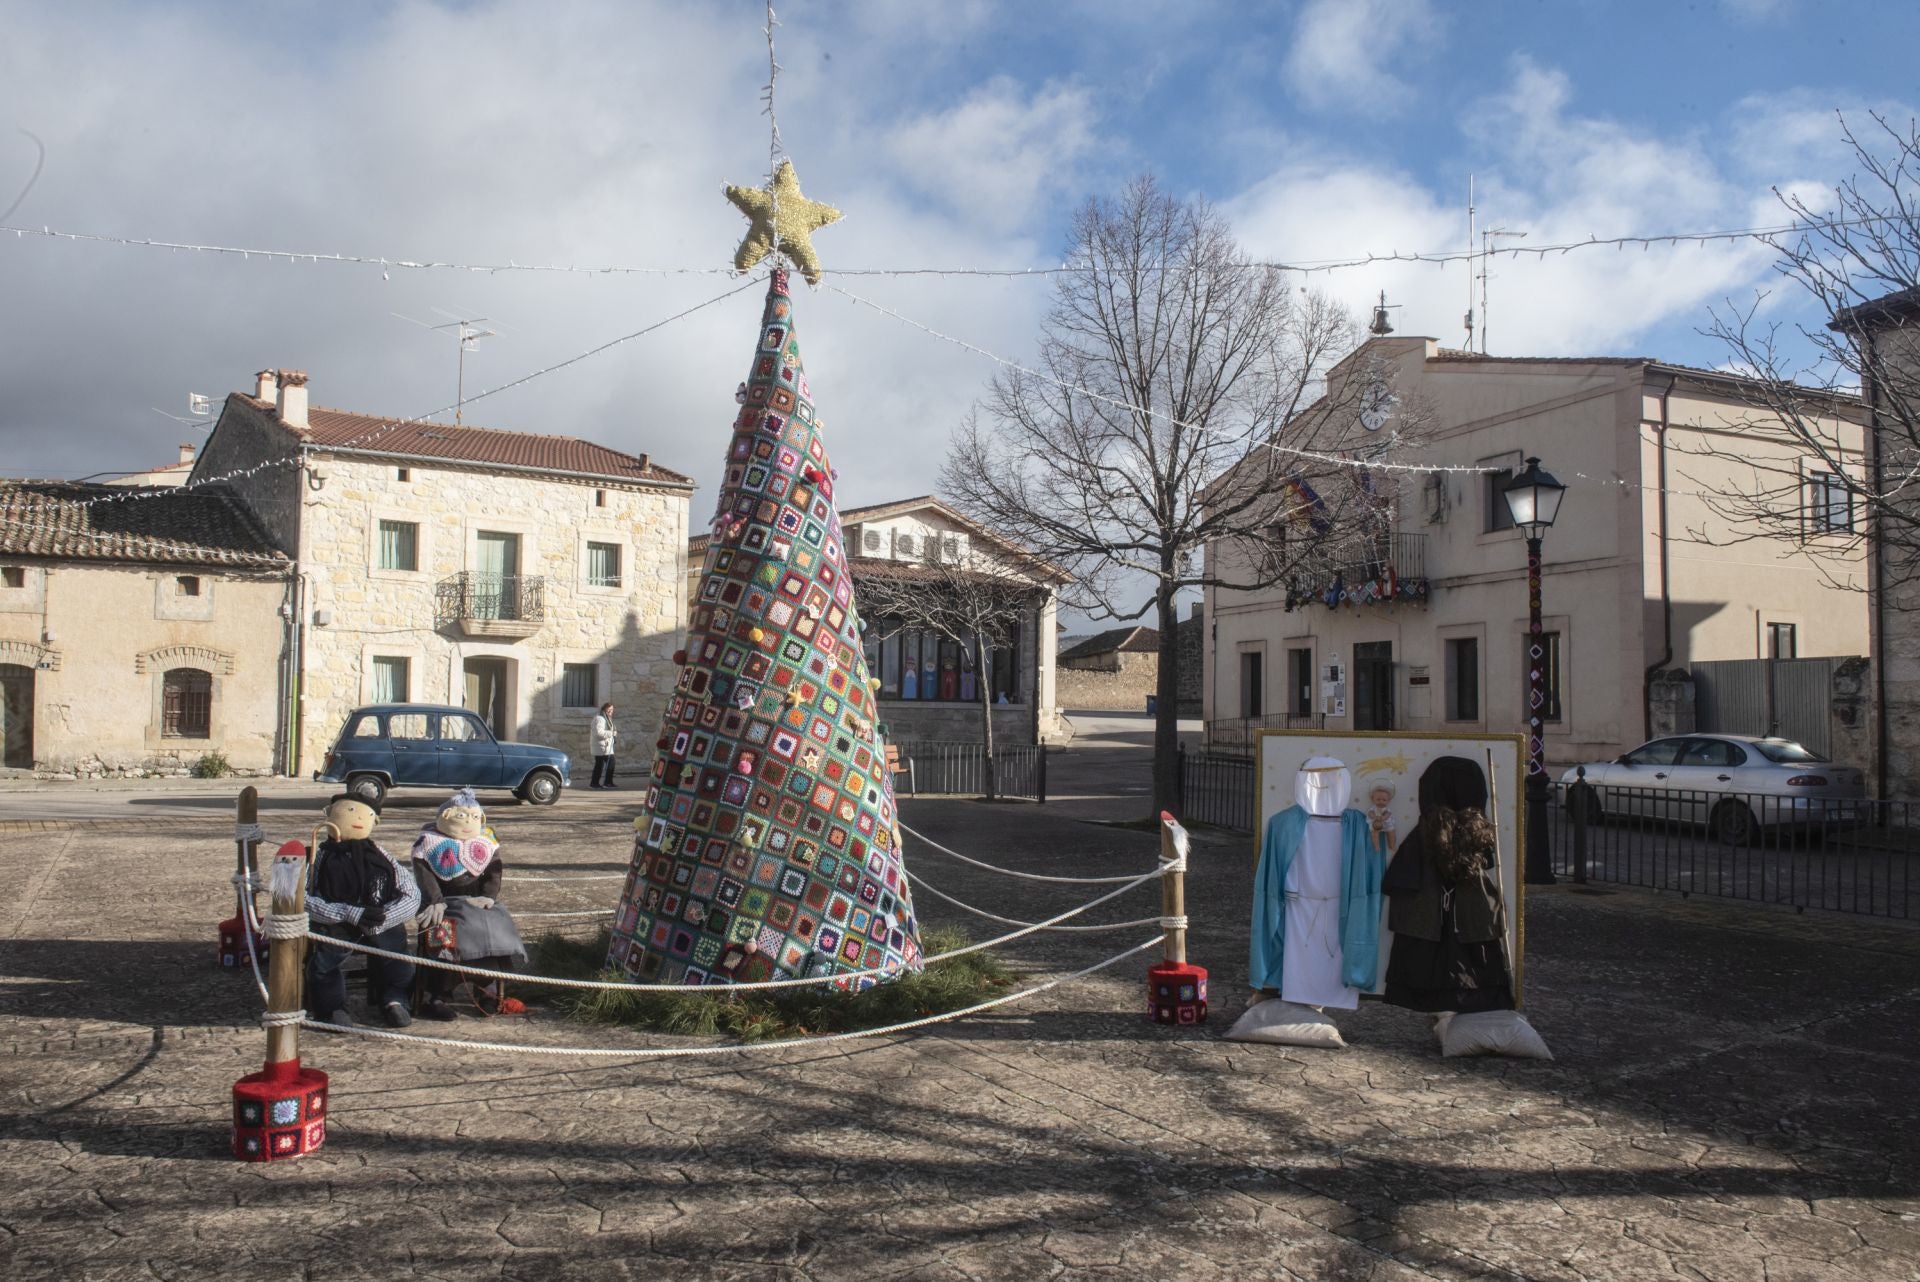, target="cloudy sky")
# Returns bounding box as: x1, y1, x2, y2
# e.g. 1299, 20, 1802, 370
1, 0, 1913, 535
